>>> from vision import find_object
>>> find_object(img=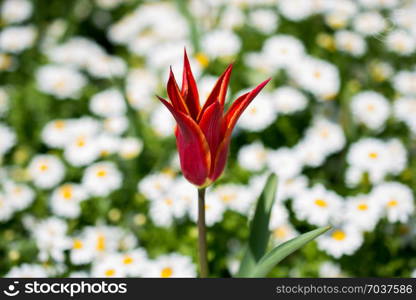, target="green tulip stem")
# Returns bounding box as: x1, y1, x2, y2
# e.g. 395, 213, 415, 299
197, 187, 209, 278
